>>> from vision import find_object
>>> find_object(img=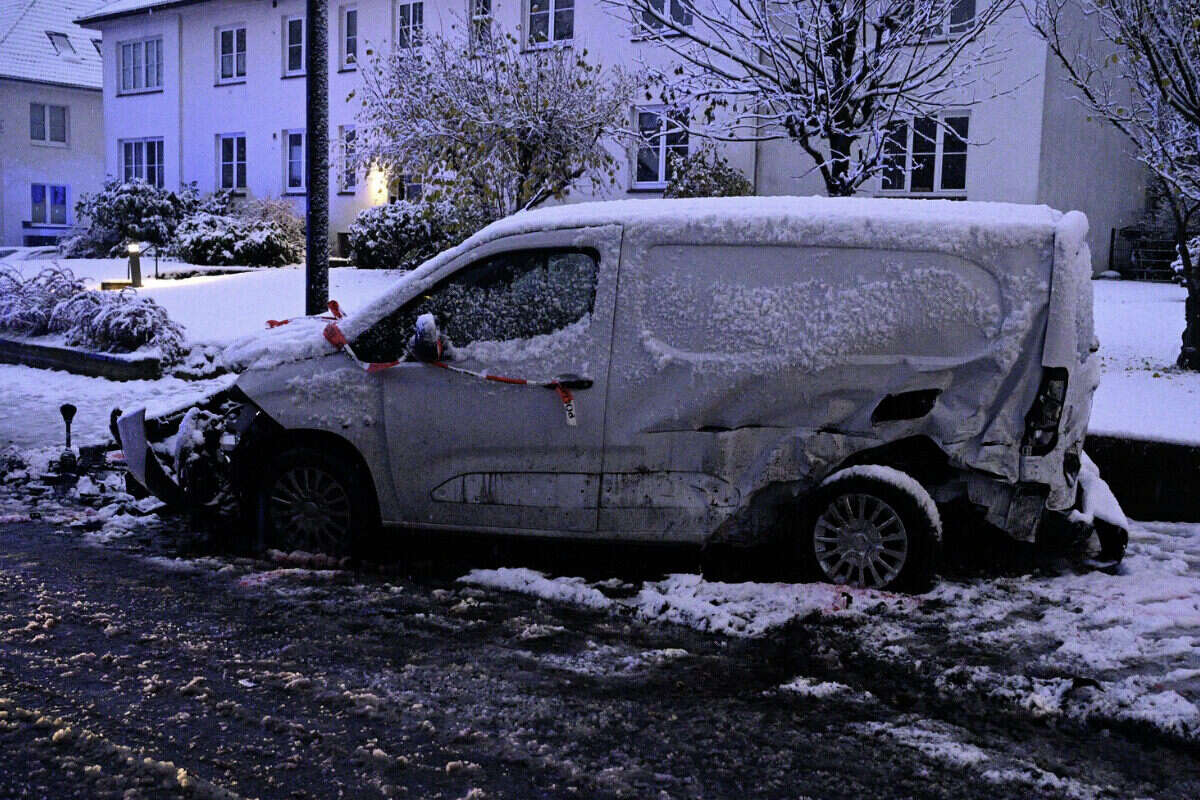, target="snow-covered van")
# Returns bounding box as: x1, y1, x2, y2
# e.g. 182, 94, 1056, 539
117, 197, 1127, 590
